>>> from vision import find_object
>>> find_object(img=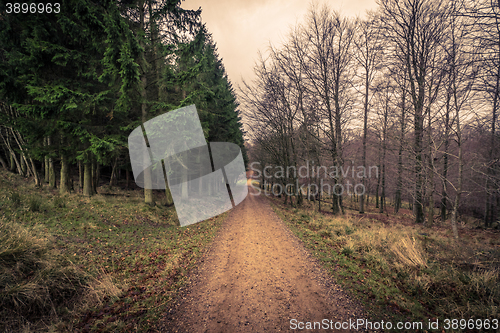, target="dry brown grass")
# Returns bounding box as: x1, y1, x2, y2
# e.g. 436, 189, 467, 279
0, 218, 122, 332
270, 195, 500, 322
